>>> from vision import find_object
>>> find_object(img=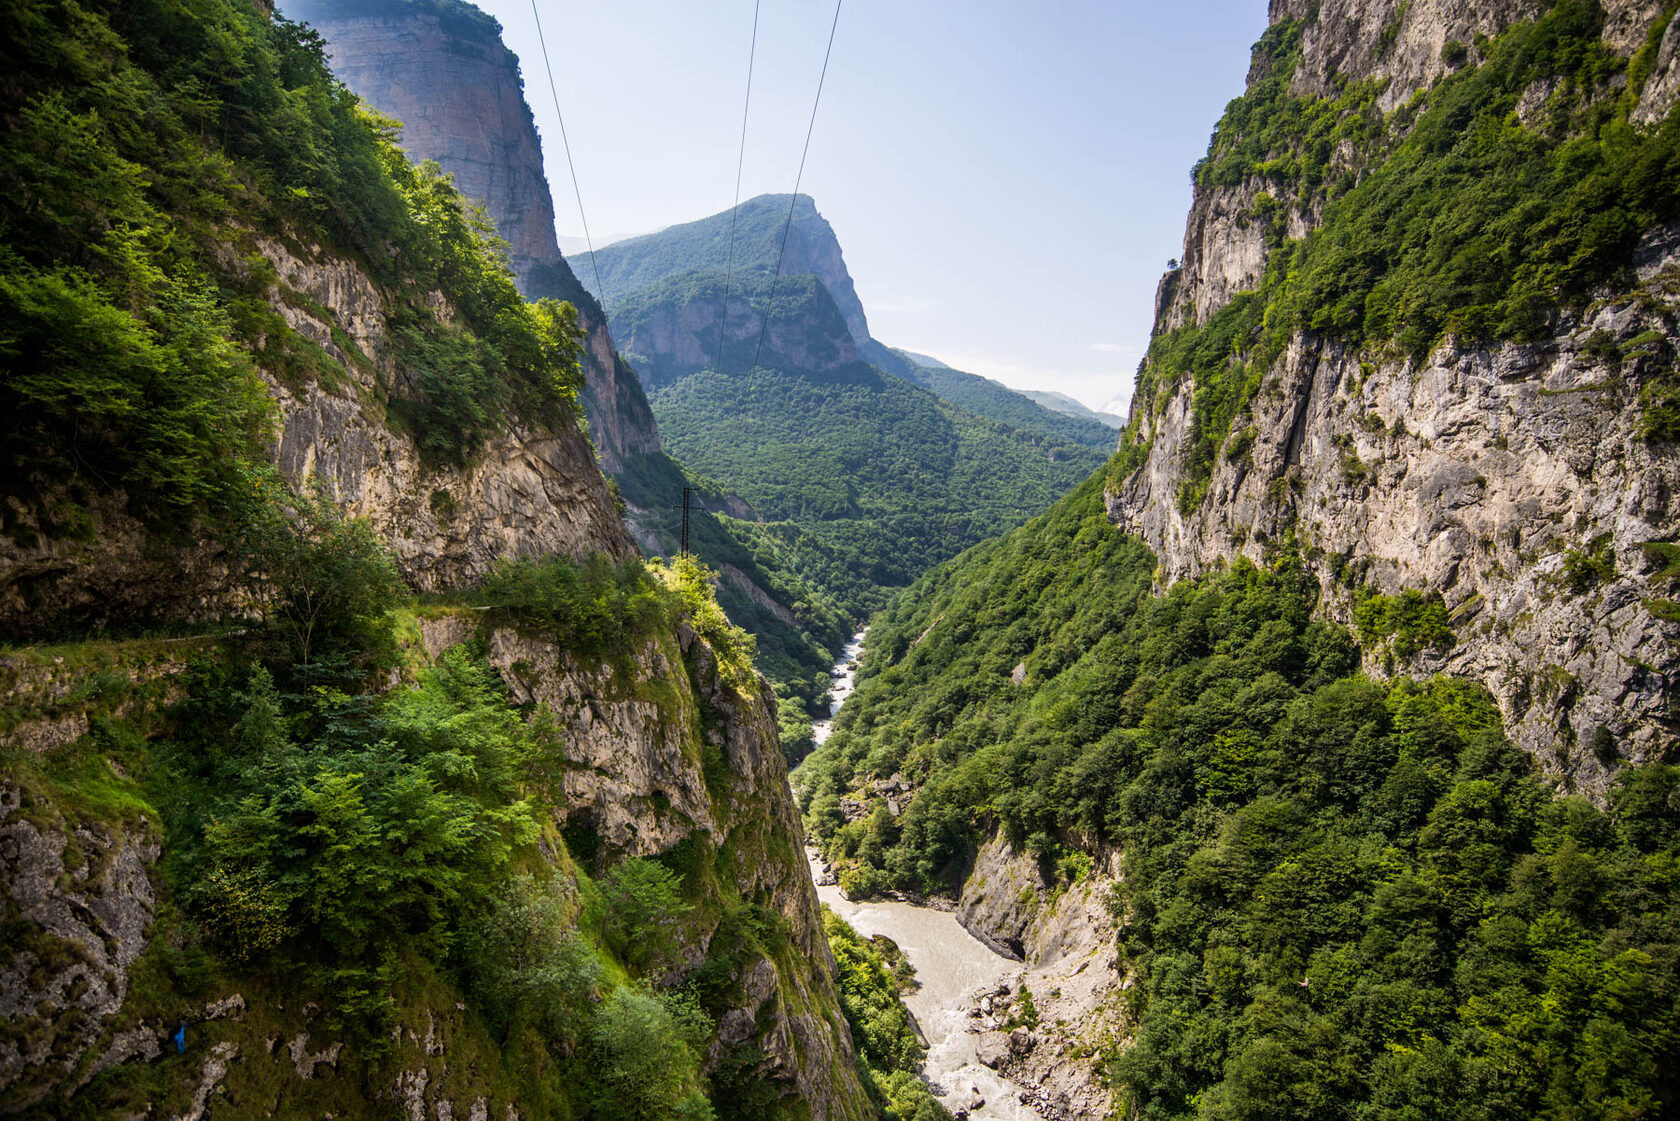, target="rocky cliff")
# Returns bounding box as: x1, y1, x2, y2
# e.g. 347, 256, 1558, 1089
0, 2, 870, 1116
586, 194, 874, 353
1111, 0, 1680, 784
956, 835, 1127, 1121
0, 231, 634, 633
282, 0, 661, 470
